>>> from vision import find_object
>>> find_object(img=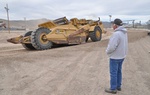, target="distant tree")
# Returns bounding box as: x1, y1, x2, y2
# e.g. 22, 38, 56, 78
147, 20, 150, 29
146, 20, 150, 24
